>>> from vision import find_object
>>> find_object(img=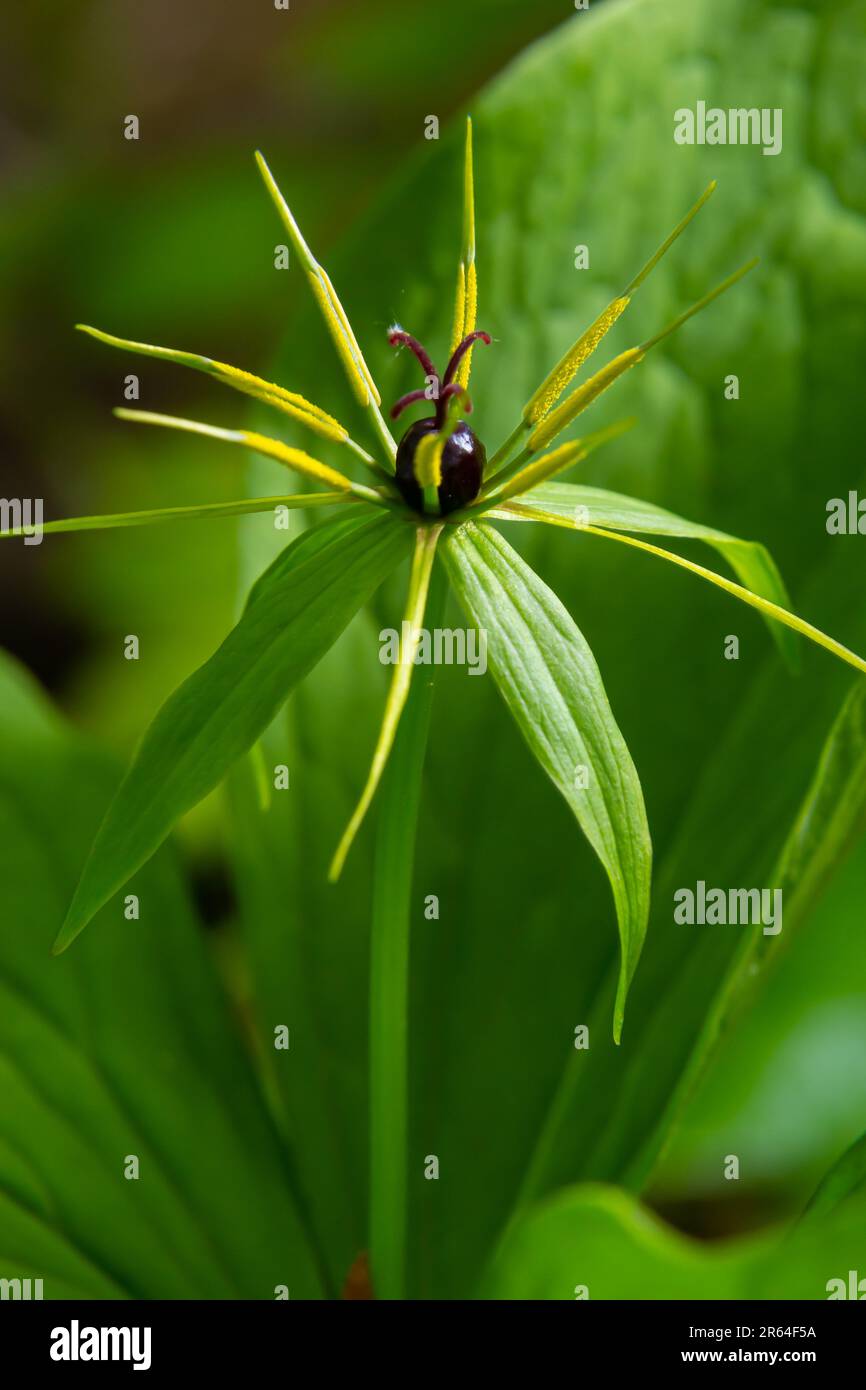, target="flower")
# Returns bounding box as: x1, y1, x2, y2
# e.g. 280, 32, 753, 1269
18, 121, 866, 1037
